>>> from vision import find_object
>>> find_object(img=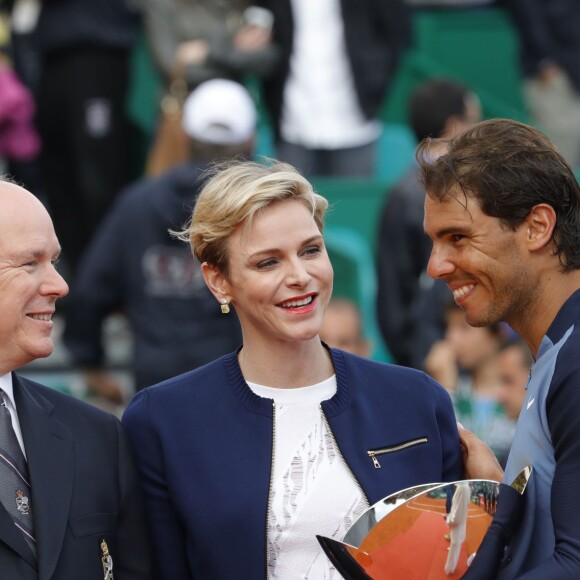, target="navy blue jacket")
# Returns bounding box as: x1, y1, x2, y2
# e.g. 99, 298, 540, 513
122, 346, 462, 579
